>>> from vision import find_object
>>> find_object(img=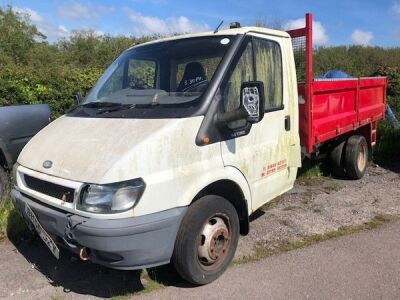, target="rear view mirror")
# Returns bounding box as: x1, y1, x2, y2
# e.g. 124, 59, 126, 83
241, 81, 265, 123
